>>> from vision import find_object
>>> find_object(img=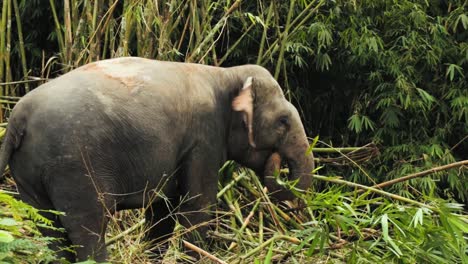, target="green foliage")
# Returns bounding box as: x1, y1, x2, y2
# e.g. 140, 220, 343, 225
211, 168, 468, 263
291, 0, 468, 202
0, 192, 58, 263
